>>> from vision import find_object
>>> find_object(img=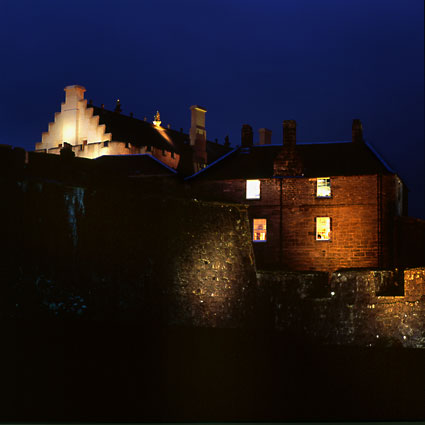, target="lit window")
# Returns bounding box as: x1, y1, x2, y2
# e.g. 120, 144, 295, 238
317, 177, 331, 198
253, 219, 267, 242
246, 179, 260, 199
316, 217, 331, 240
